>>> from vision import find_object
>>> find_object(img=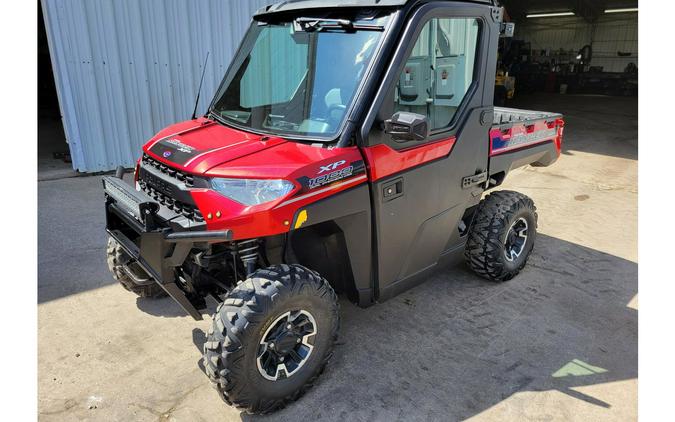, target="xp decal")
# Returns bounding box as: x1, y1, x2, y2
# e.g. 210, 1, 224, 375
319, 160, 347, 174
297, 160, 366, 192
309, 166, 353, 189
